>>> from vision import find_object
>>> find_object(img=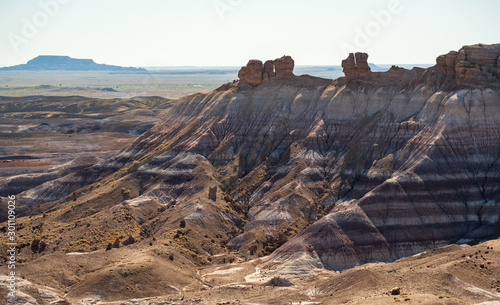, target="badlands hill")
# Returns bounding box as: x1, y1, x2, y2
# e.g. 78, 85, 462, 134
1, 43, 500, 304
